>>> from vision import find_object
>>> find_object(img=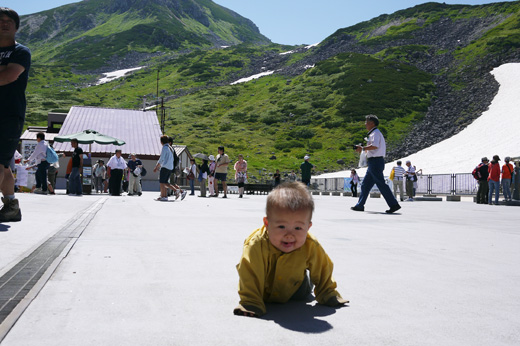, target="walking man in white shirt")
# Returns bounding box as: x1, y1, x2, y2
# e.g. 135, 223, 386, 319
25, 132, 49, 194
351, 115, 401, 214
